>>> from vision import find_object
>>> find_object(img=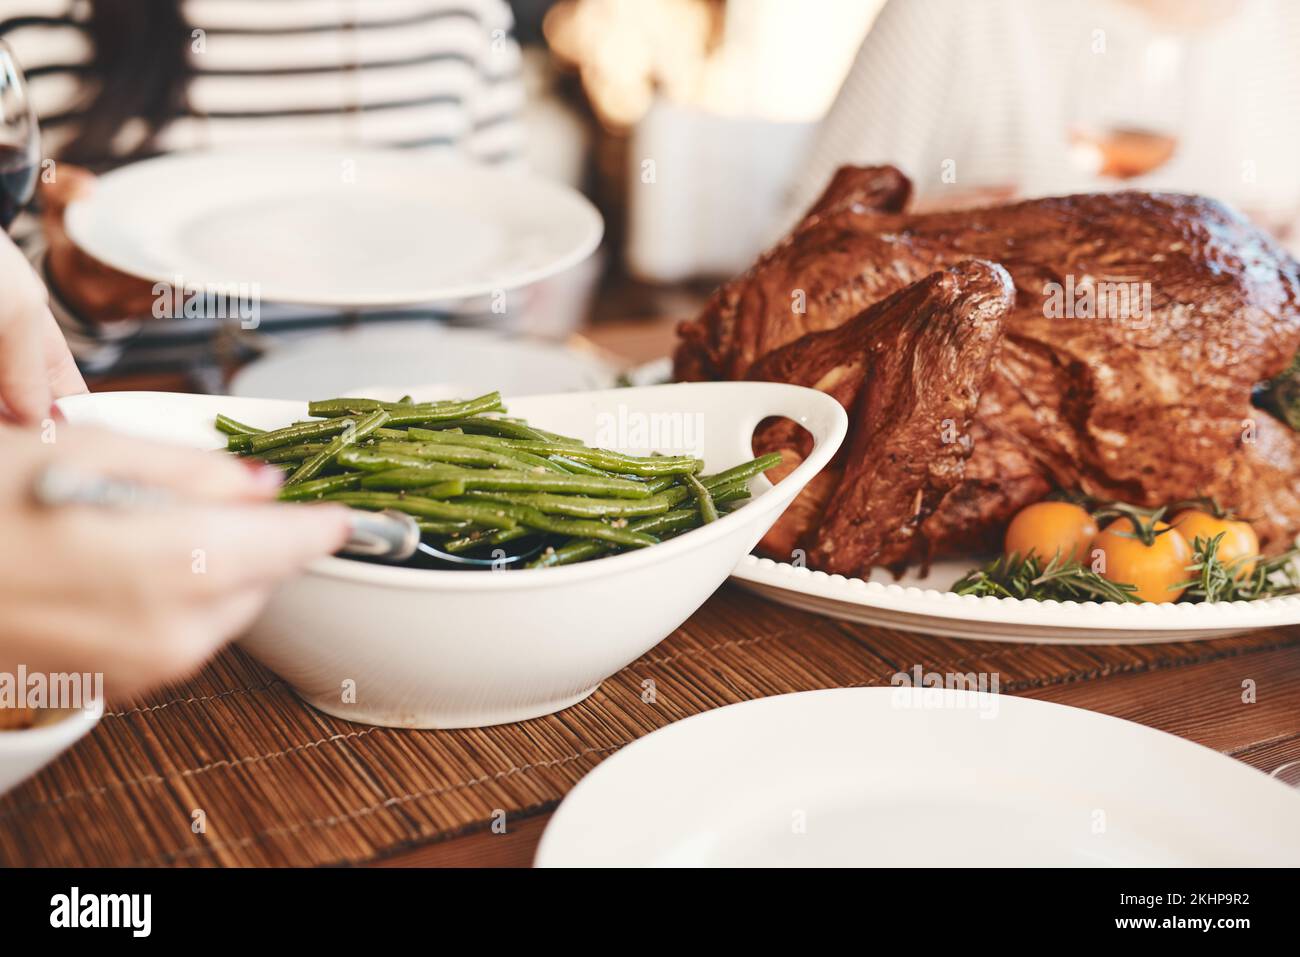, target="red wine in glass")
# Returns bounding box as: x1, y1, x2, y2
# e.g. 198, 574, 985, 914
0, 39, 40, 233
0, 142, 37, 231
